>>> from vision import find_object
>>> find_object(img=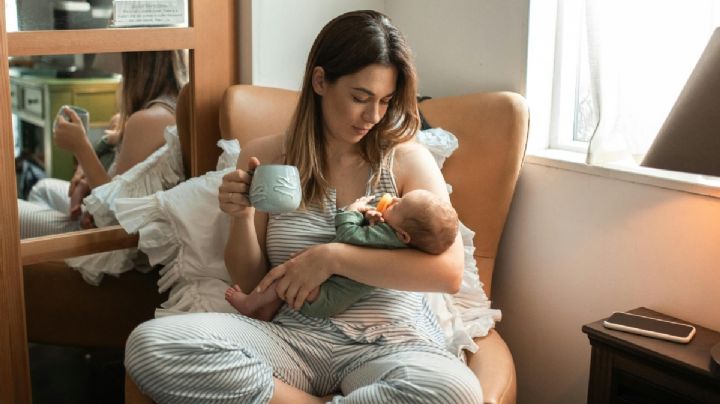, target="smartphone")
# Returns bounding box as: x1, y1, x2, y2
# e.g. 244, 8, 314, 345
603, 312, 696, 343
